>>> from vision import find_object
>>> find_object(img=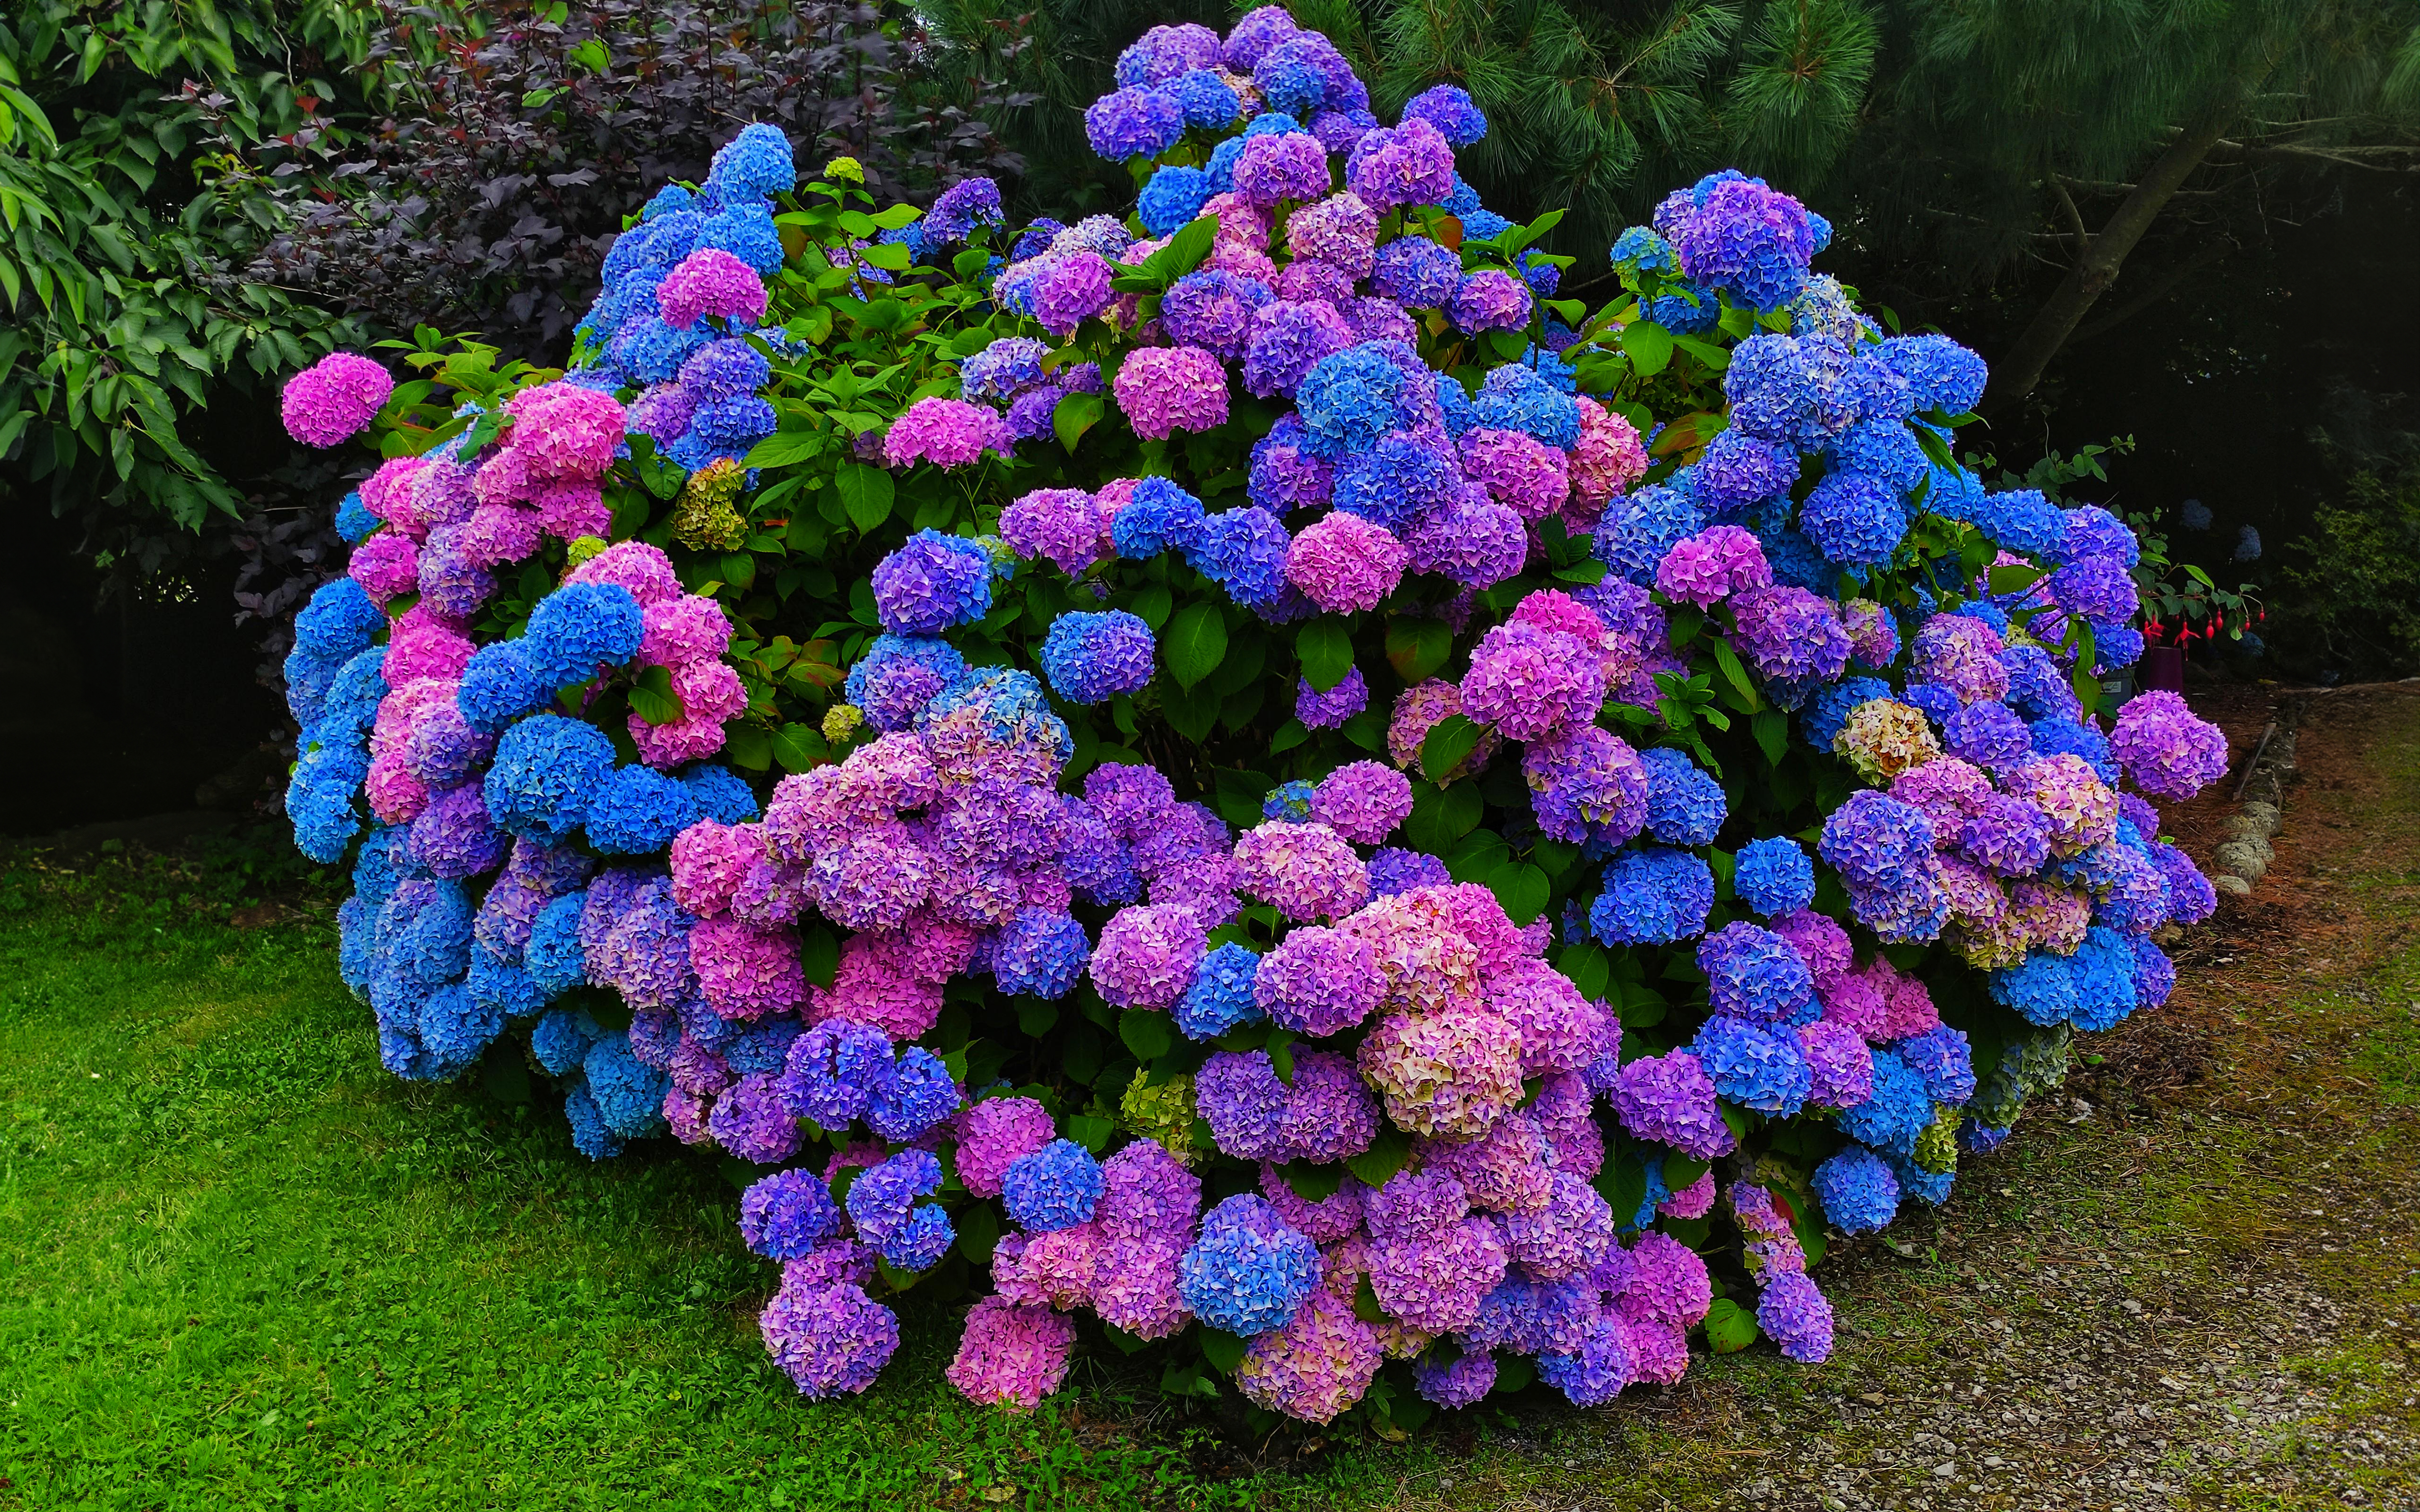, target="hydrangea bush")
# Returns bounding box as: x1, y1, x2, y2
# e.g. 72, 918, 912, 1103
277, 9, 2229, 1435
